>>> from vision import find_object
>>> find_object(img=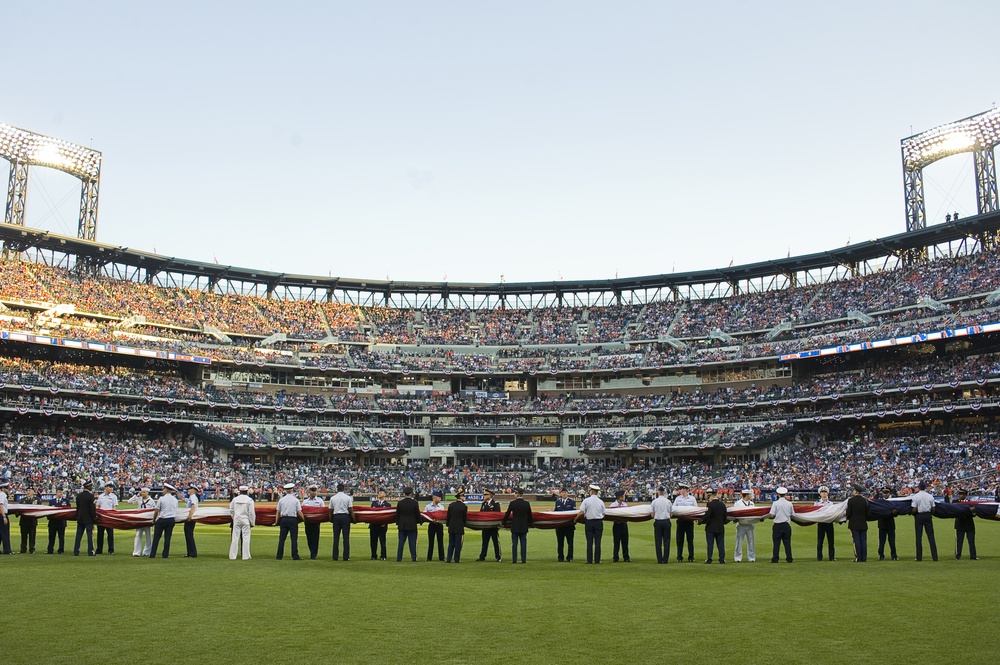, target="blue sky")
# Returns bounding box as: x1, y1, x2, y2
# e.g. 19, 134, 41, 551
4, 1, 997, 283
